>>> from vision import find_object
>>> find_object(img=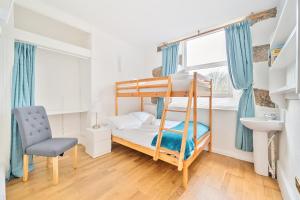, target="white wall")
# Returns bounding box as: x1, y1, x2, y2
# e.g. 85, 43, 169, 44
14, 4, 90, 48
277, 100, 300, 200
0, 9, 14, 178
0, 0, 13, 24
144, 46, 161, 72
90, 27, 147, 118
253, 61, 269, 90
